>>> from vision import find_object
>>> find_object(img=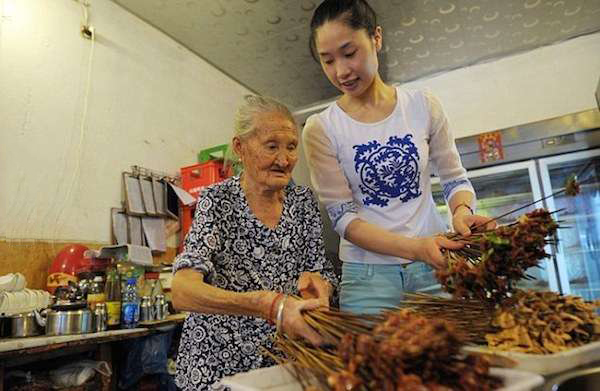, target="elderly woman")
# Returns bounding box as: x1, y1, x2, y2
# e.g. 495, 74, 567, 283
172, 95, 337, 391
